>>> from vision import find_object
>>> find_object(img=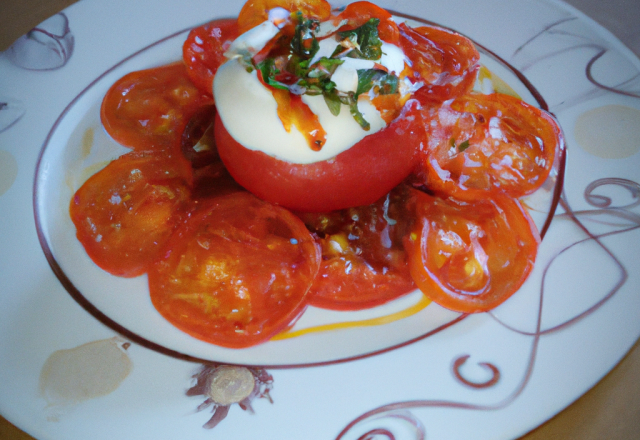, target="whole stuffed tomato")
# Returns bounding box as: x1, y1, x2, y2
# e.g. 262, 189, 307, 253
211, 0, 428, 212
